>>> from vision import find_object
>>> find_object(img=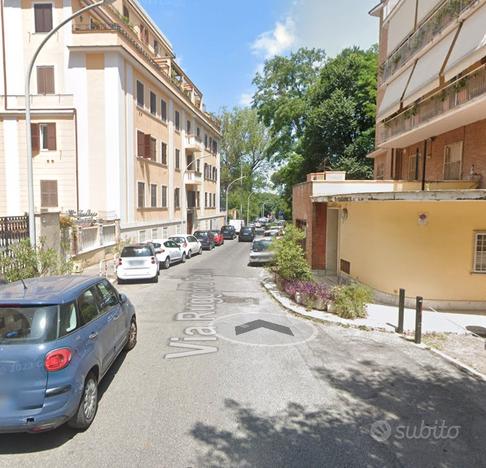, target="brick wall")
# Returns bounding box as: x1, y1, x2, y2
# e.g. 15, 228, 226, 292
374, 117, 486, 187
